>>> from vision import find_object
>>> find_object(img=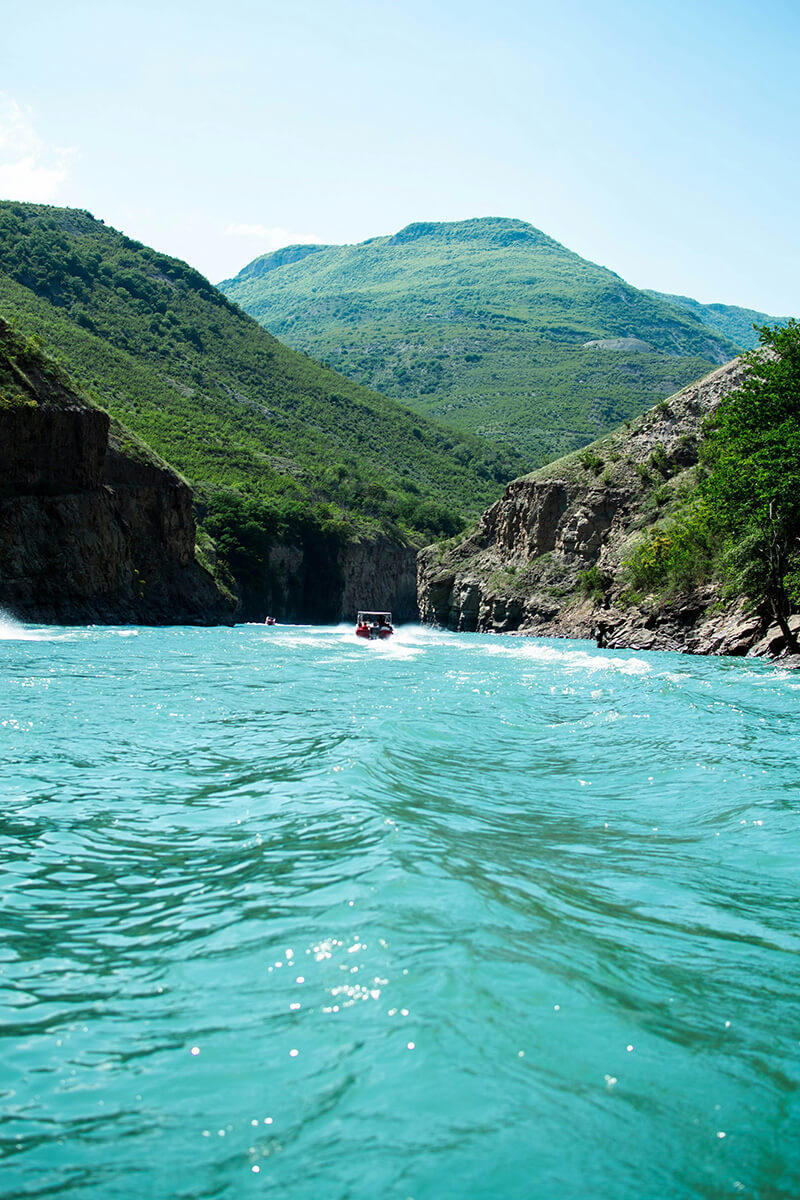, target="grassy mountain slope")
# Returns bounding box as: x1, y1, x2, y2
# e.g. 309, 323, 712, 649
0, 204, 525, 567
220, 217, 738, 465
645, 290, 787, 352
